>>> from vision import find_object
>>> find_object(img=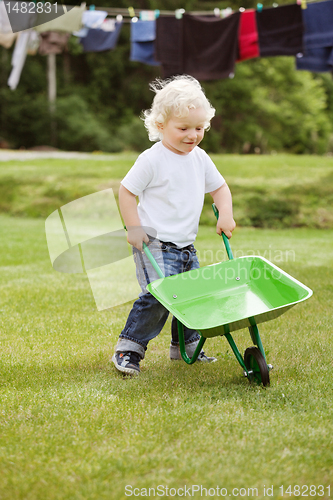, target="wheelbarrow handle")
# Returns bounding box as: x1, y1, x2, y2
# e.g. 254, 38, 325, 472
123, 225, 165, 279
212, 203, 234, 260
142, 242, 165, 279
